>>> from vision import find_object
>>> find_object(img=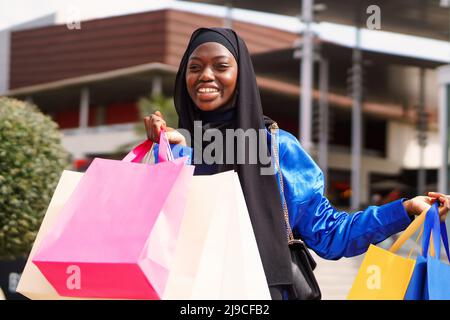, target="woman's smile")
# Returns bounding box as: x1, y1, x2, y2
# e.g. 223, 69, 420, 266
196, 84, 221, 101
